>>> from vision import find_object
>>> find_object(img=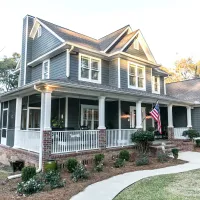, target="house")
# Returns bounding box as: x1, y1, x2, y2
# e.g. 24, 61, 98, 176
0, 15, 196, 168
